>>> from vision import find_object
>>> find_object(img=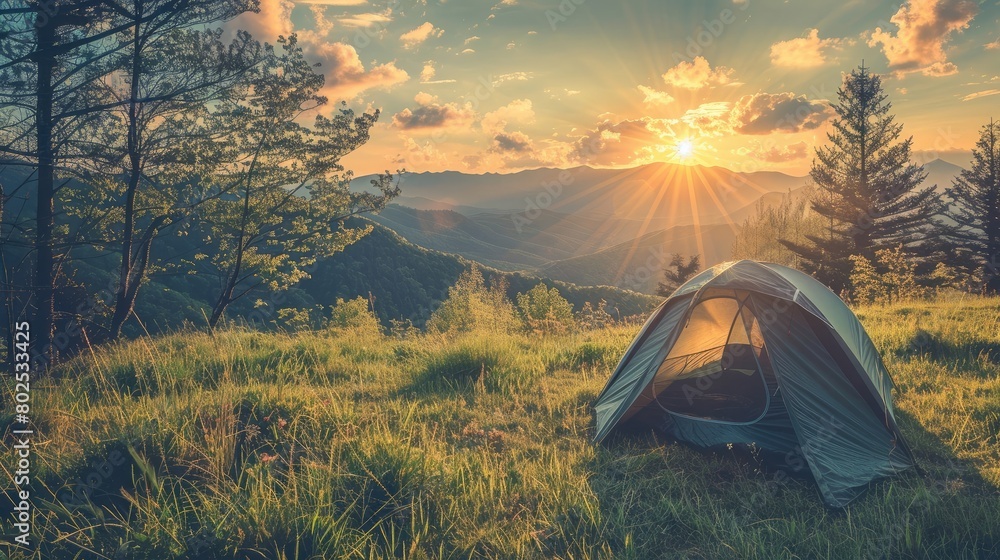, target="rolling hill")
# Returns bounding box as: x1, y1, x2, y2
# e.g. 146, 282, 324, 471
359, 159, 966, 294
367, 205, 667, 270
538, 224, 739, 293
297, 220, 660, 326
354, 162, 809, 227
